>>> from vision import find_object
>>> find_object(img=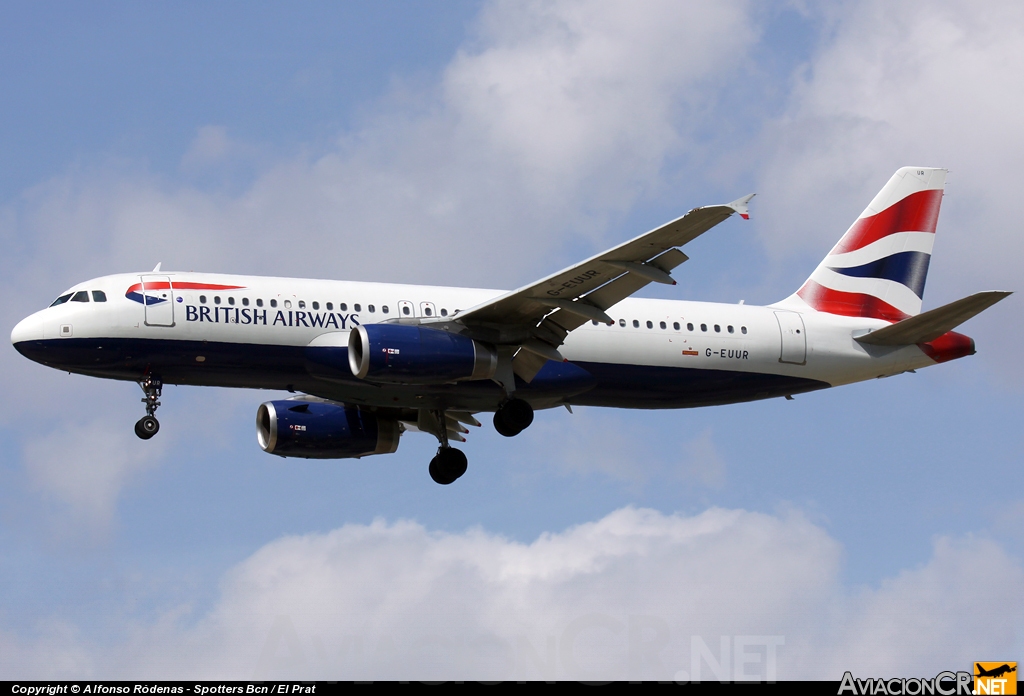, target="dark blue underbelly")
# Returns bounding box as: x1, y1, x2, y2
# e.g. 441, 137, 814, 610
13, 337, 829, 410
